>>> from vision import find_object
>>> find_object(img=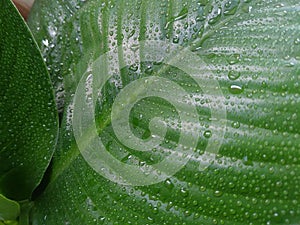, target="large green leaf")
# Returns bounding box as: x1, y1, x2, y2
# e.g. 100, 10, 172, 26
28, 0, 300, 224
0, 0, 58, 200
